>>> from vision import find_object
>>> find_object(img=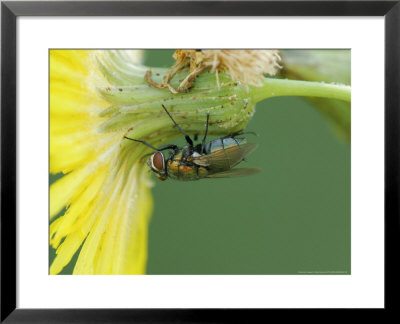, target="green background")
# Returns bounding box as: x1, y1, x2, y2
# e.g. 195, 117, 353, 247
50, 50, 350, 275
